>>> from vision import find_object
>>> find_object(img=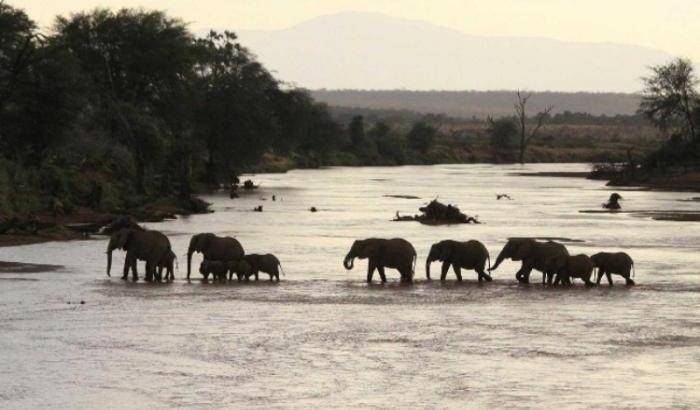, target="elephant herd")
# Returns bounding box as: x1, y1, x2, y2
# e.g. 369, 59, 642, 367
106, 229, 282, 282
343, 237, 635, 286
105, 227, 635, 286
